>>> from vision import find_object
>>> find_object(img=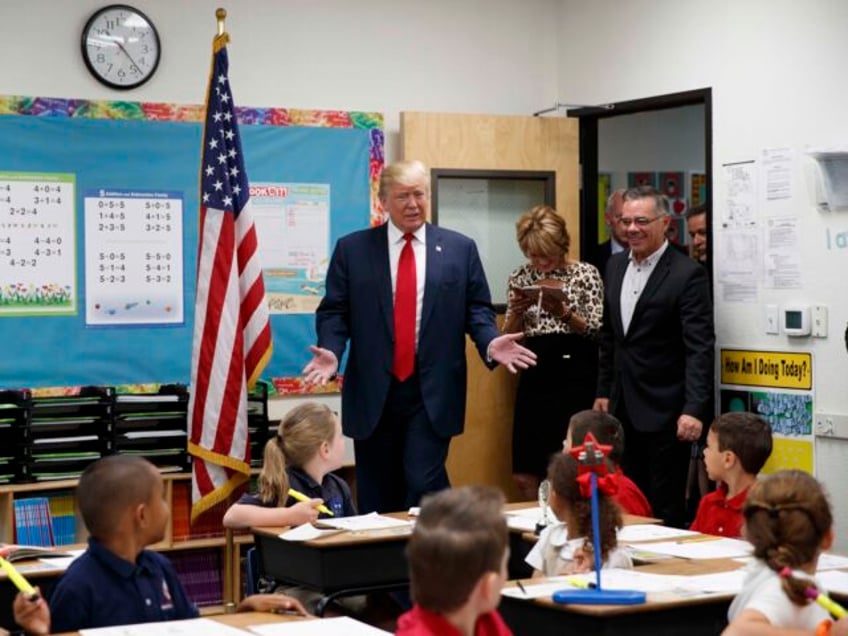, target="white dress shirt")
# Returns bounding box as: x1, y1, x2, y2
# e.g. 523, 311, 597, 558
620, 241, 669, 334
